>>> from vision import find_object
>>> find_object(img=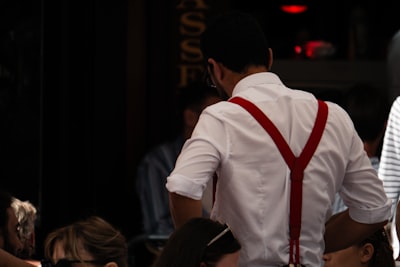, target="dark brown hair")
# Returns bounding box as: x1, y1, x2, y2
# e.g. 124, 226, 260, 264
152, 217, 241, 267
44, 216, 128, 267
356, 227, 395, 267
